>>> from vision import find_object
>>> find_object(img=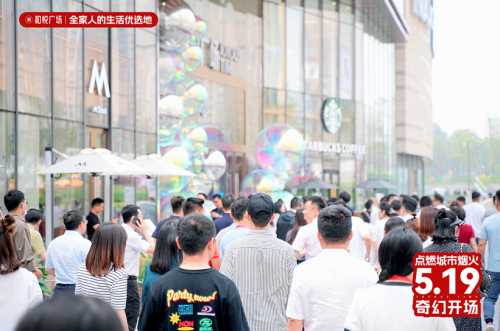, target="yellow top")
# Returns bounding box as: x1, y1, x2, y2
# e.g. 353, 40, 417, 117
26, 223, 46, 256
